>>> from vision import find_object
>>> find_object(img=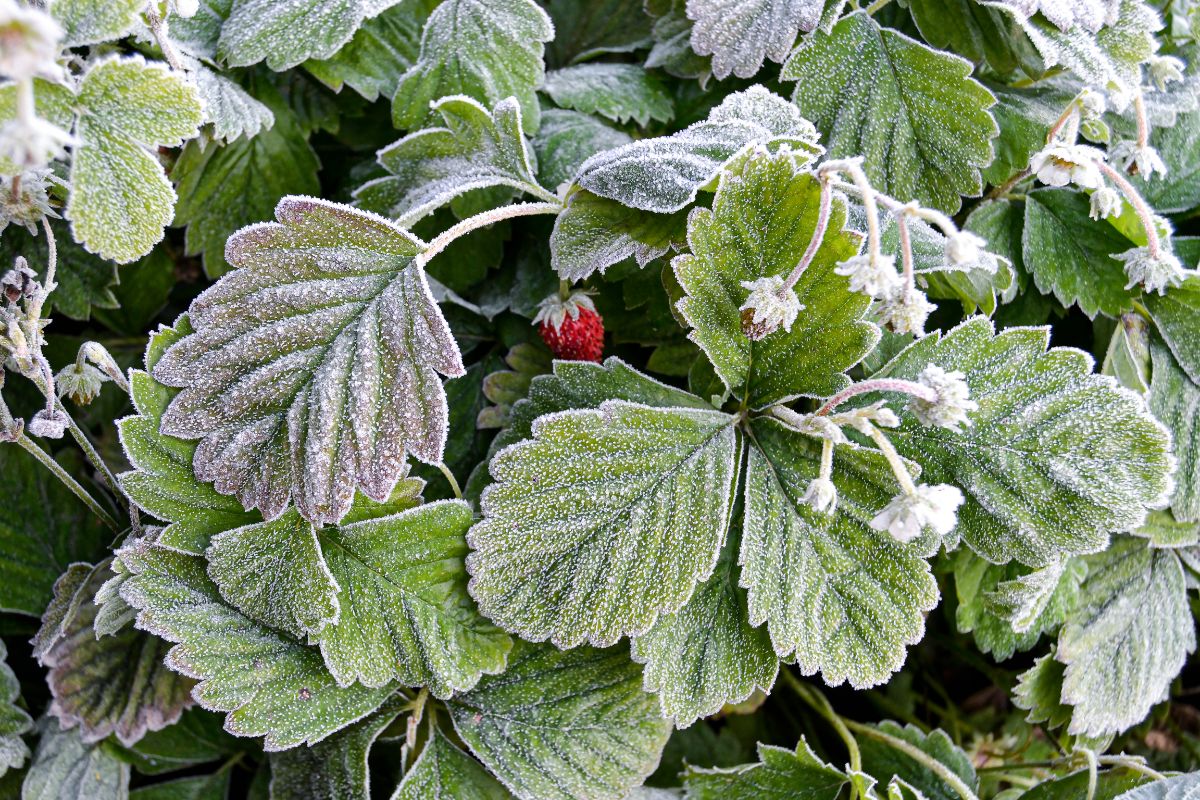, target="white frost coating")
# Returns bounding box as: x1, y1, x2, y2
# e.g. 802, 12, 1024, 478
217, 0, 405, 70
152, 196, 465, 526
1114, 772, 1200, 799
190, 63, 274, 143
542, 63, 675, 127
985, 559, 1068, 633
989, 0, 1112, 32
686, 0, 823, 79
